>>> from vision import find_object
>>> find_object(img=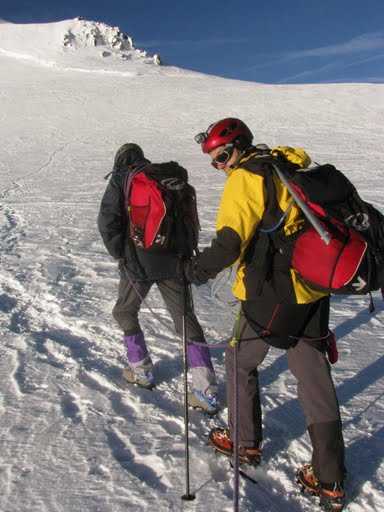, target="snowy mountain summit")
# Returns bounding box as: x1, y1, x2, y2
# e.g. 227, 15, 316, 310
62, 18, 161, 65
0, 18, 161, 74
